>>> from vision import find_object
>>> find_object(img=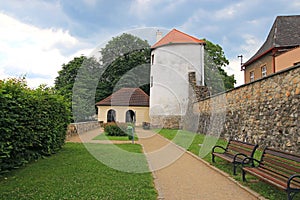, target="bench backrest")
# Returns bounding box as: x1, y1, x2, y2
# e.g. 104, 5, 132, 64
260, 147, 300, 186
226, 140, 258, 158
